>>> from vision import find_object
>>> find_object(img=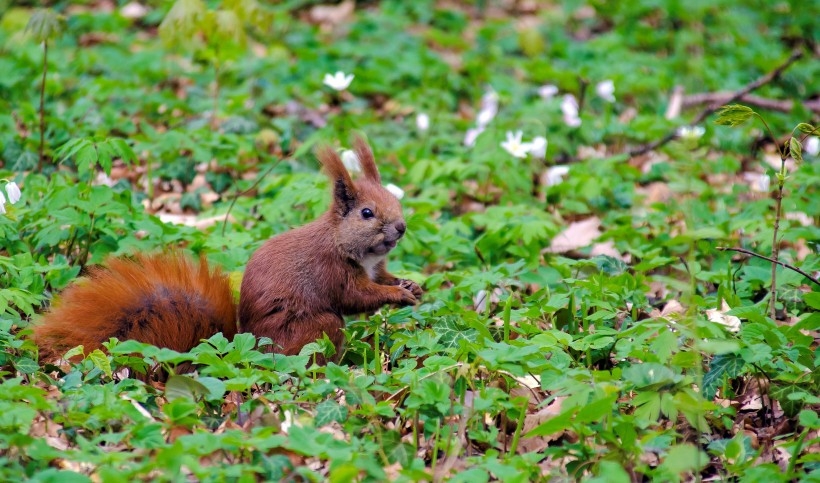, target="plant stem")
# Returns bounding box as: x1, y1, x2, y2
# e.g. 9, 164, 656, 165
211, 60, 220, 130
38, 41, 48, 171
717, 247, 820, 286
769, 160, 786, 320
